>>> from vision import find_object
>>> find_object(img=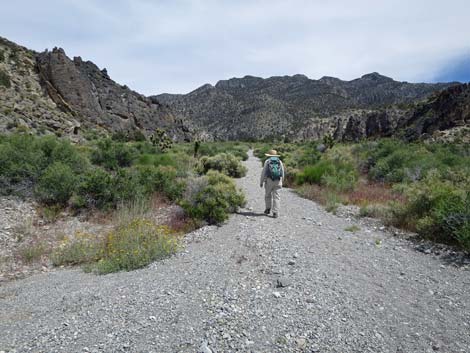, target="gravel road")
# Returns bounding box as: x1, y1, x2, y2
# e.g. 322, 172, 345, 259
1, 151, 469, 353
